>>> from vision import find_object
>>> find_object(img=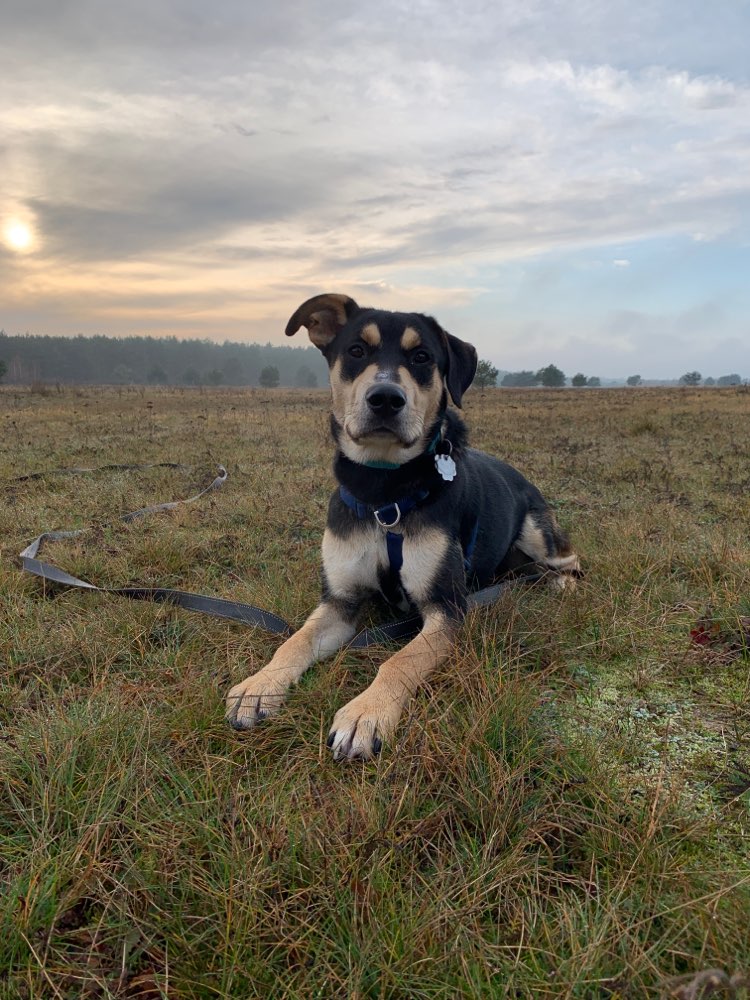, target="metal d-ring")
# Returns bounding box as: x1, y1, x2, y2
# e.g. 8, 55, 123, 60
374, 503, 401, 529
